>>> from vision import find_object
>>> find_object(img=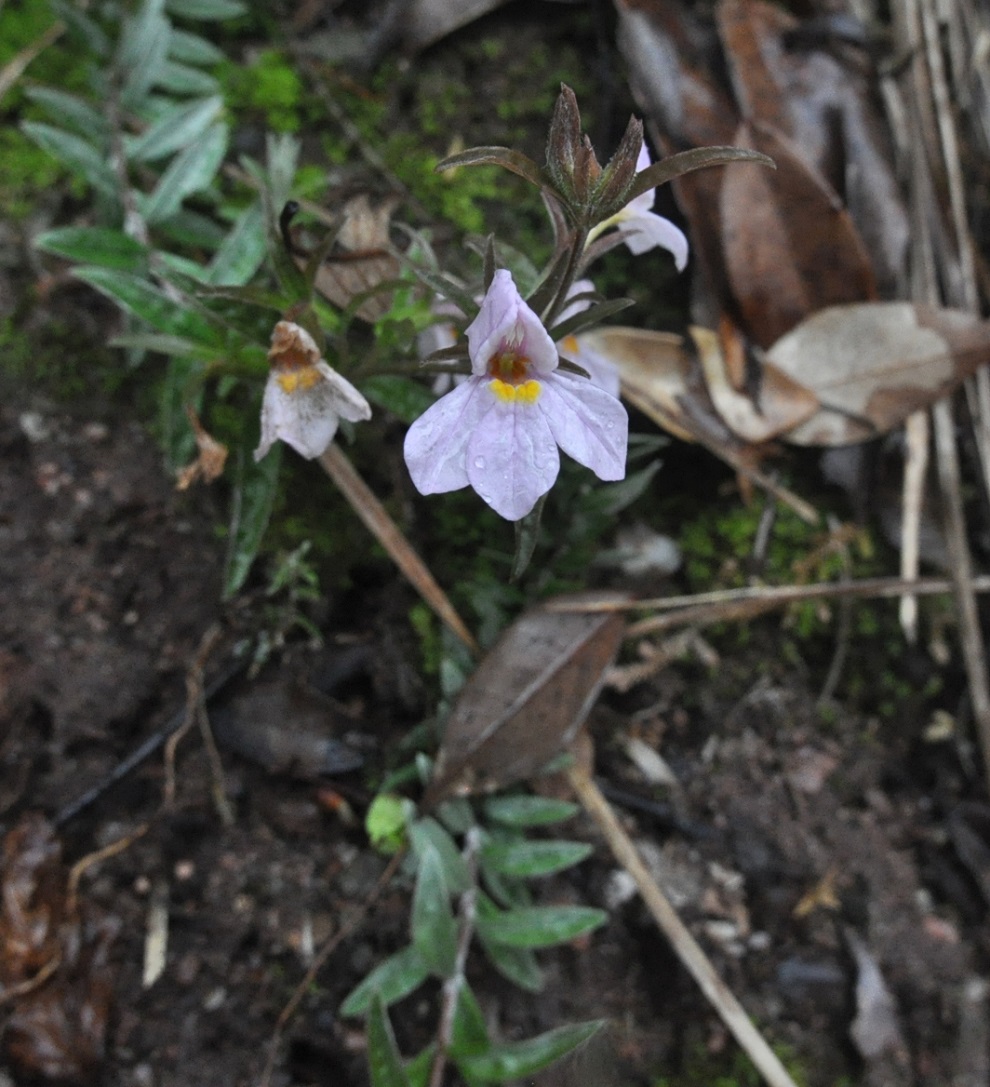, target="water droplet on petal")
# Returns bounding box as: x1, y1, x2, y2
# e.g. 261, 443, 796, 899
474, 455, 486, 469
